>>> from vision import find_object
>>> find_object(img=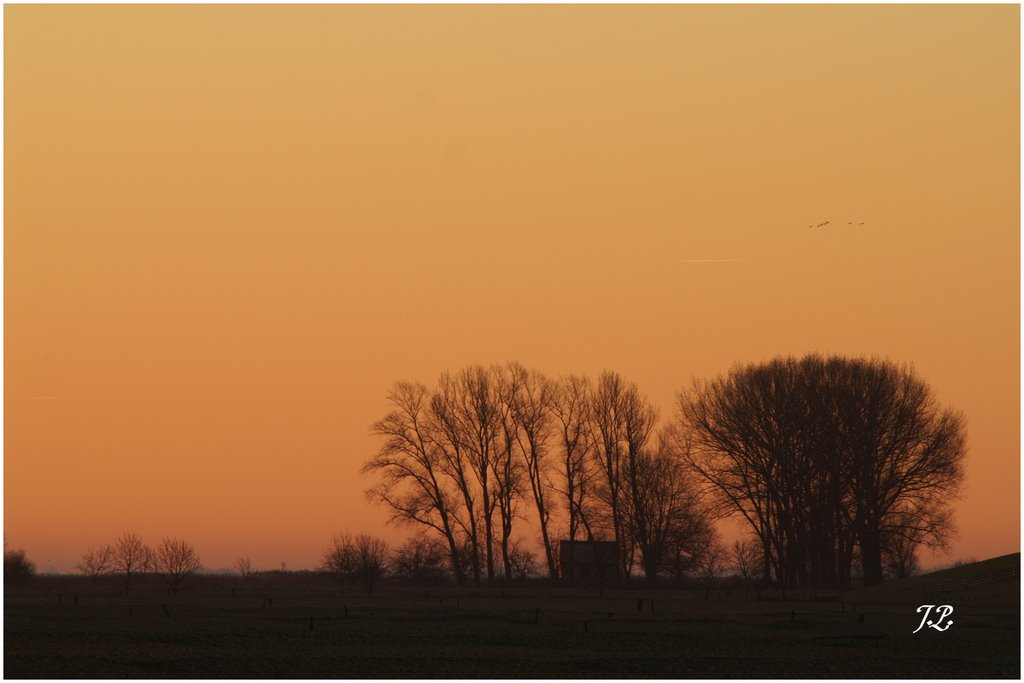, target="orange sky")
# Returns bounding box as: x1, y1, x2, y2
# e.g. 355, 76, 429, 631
5, 5, 1019, 573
